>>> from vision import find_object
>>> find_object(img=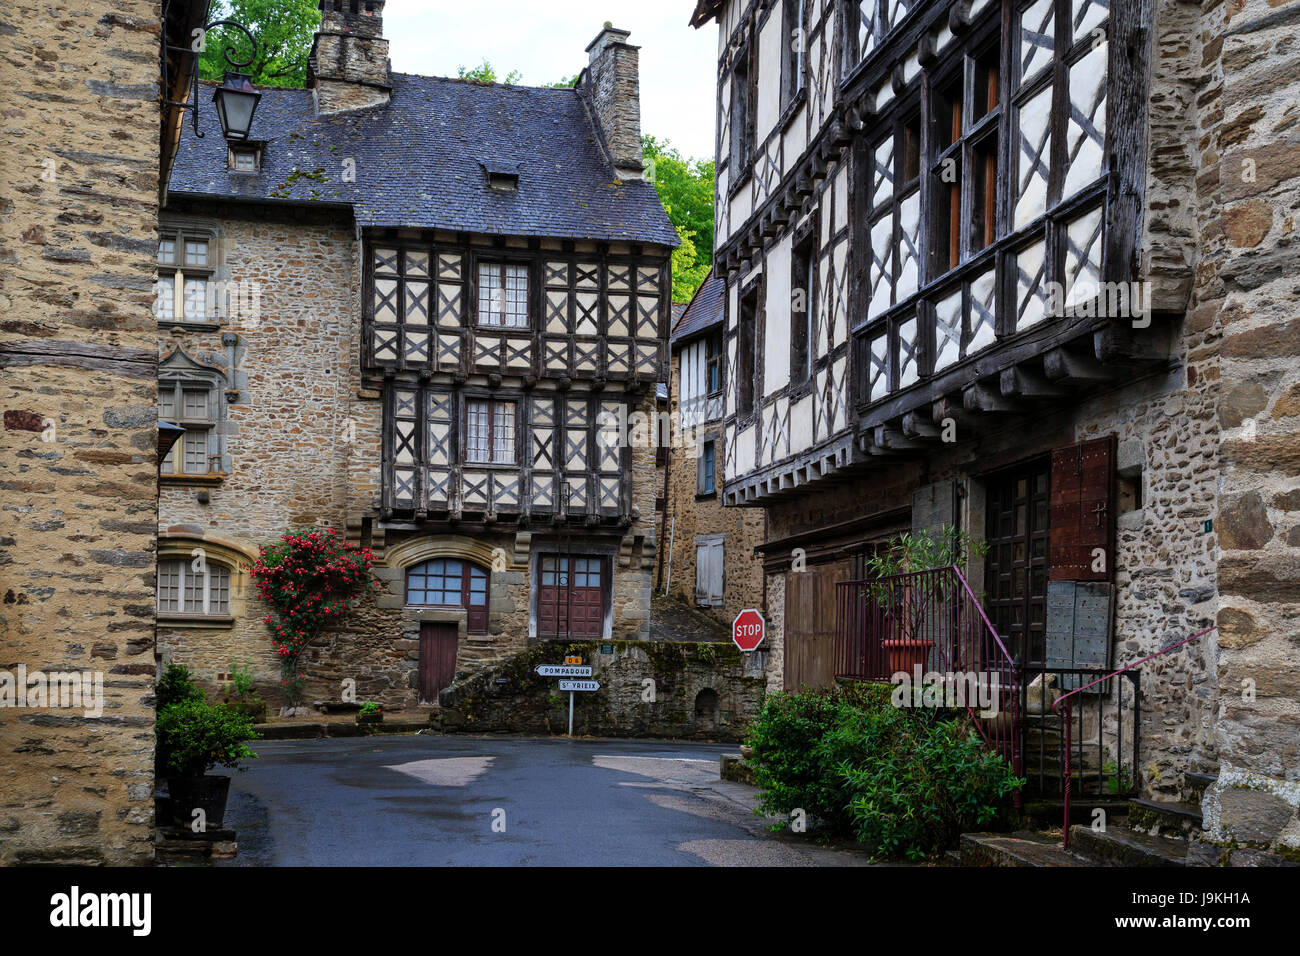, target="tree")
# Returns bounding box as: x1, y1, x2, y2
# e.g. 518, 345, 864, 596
457, 61, 522, 85
642, 136, 715, 301
198, 0, 321, 88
